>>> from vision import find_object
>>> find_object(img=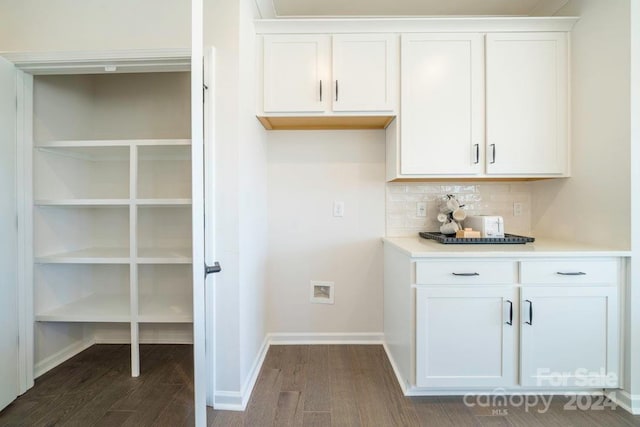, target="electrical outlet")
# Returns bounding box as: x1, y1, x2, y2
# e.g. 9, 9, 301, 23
333, 201, 344, 217
416, 202, 427, 217
513, 202, 523, 217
